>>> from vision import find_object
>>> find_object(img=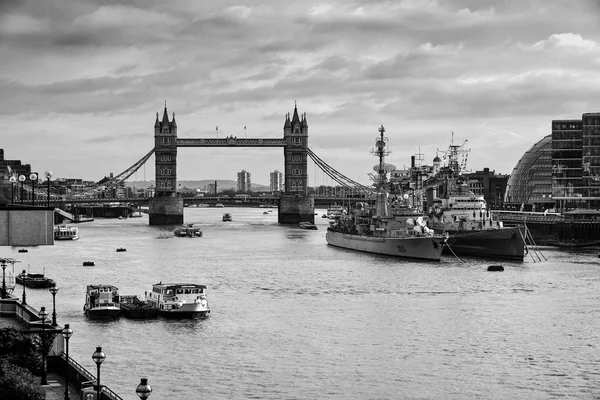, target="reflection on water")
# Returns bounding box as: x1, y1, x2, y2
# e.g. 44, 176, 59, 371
7, 207, 600, 399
